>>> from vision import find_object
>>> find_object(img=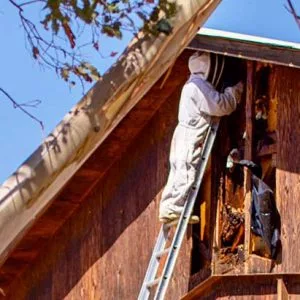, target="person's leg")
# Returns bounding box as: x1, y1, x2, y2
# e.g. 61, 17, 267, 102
159, 128, 182, 219
159, 158, 190, 218
159, 127, 202, 222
